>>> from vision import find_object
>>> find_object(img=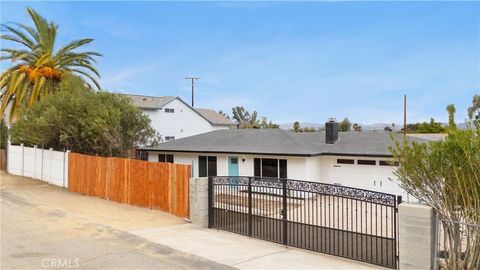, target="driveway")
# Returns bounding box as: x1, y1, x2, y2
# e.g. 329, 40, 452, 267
1, 172, 232, 270
1, 172, 385, 270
